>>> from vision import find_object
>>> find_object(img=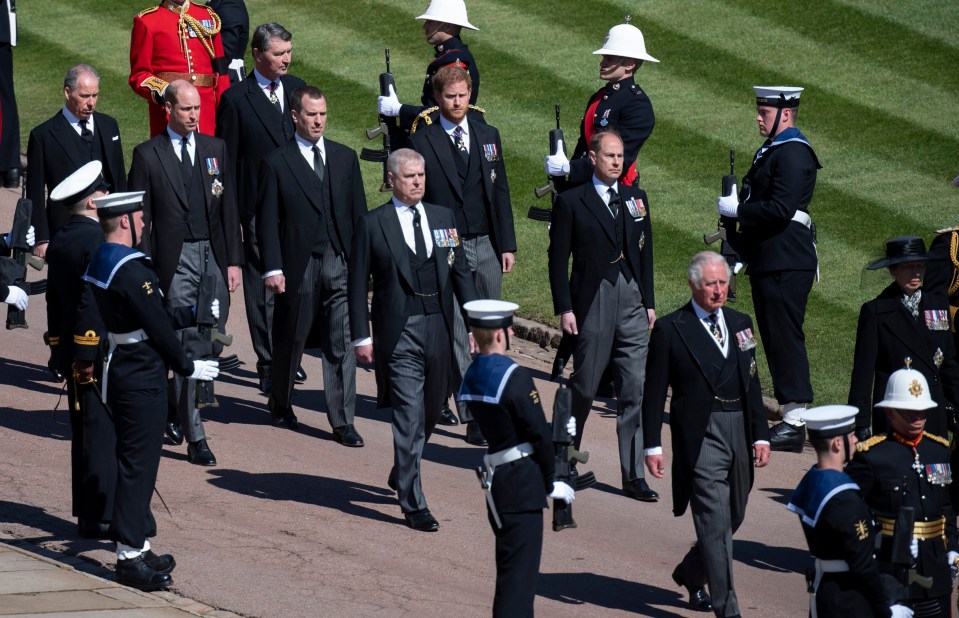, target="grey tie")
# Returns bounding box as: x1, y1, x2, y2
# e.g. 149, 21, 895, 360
312, 145, 325, 183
